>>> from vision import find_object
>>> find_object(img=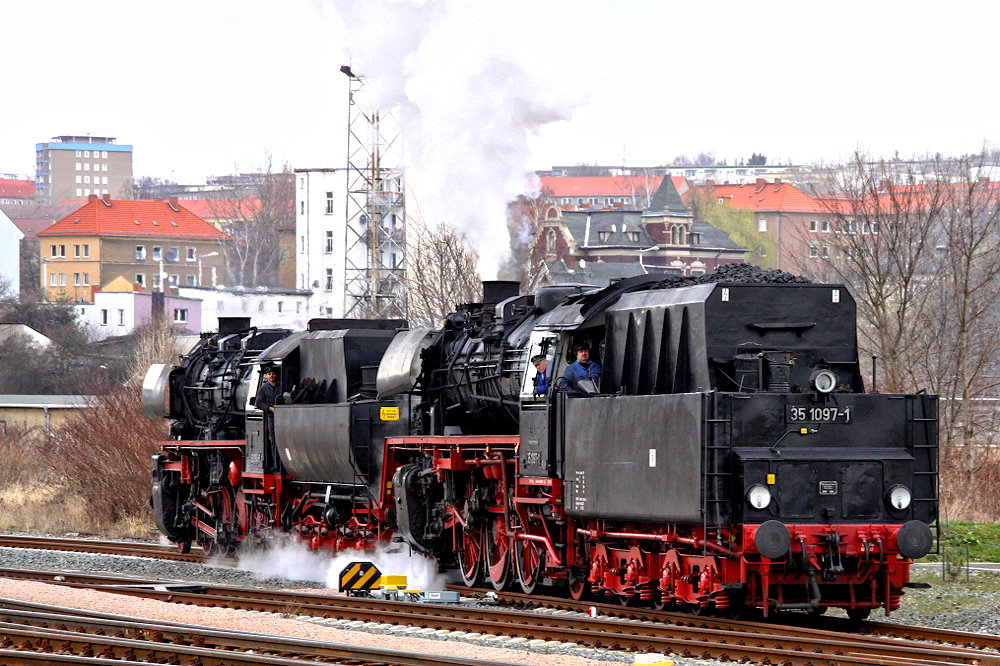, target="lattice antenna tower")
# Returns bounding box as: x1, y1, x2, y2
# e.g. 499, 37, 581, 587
341, 65, 406, 319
